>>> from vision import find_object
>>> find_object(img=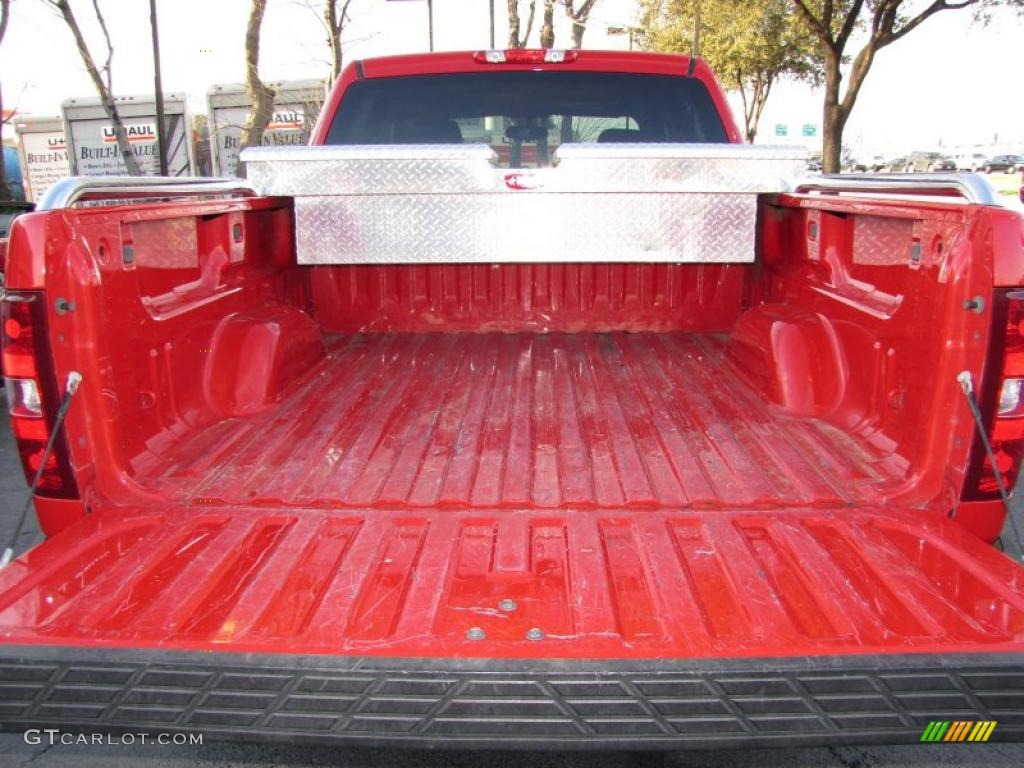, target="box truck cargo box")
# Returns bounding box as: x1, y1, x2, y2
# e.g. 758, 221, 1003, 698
207, 80, 326, 177
62, 93, 194, 177
14, 116, 68, 202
